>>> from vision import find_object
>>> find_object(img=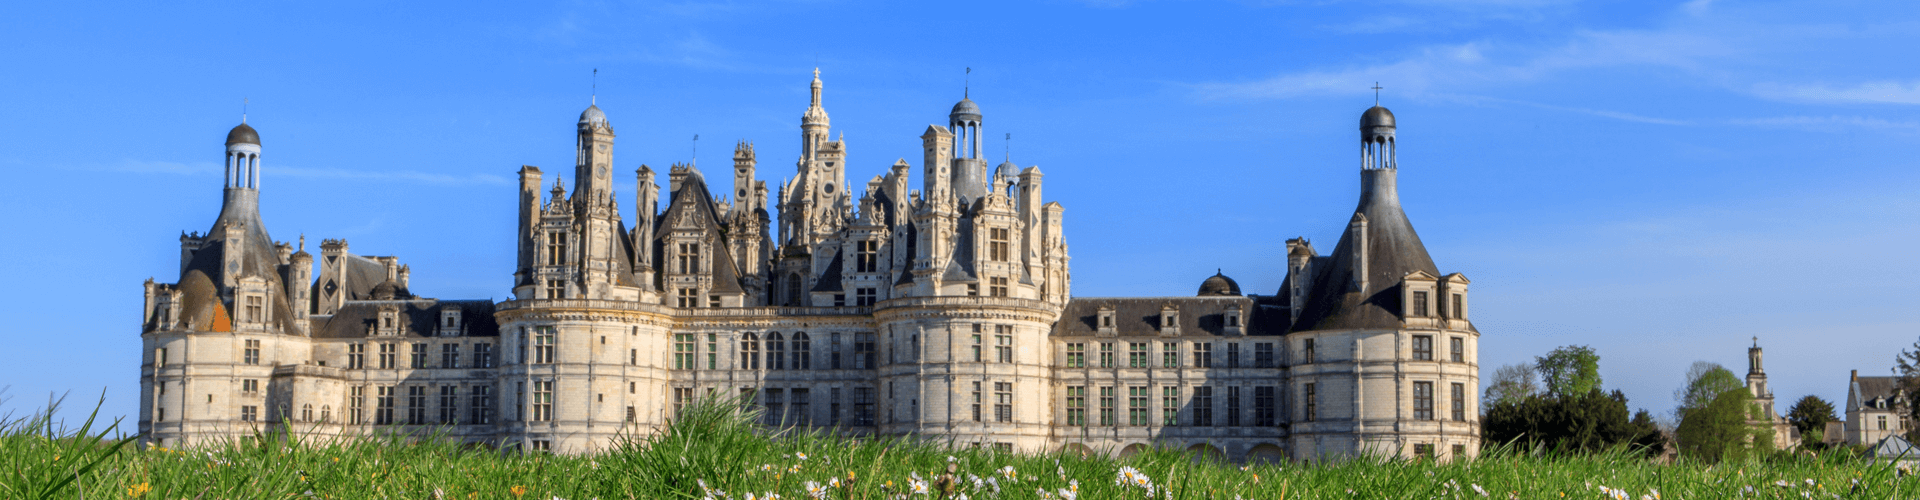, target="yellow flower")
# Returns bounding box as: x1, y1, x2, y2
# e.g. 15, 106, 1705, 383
127, 482, 152, 498
510, 485, 527, 497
